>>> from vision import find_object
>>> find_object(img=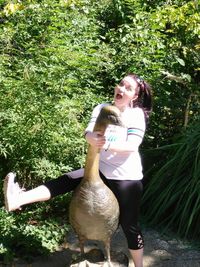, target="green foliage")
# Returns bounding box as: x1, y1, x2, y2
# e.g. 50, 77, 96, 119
142, 118, 200, 239
0, 0, 112, 184
0, 194, 70, 262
